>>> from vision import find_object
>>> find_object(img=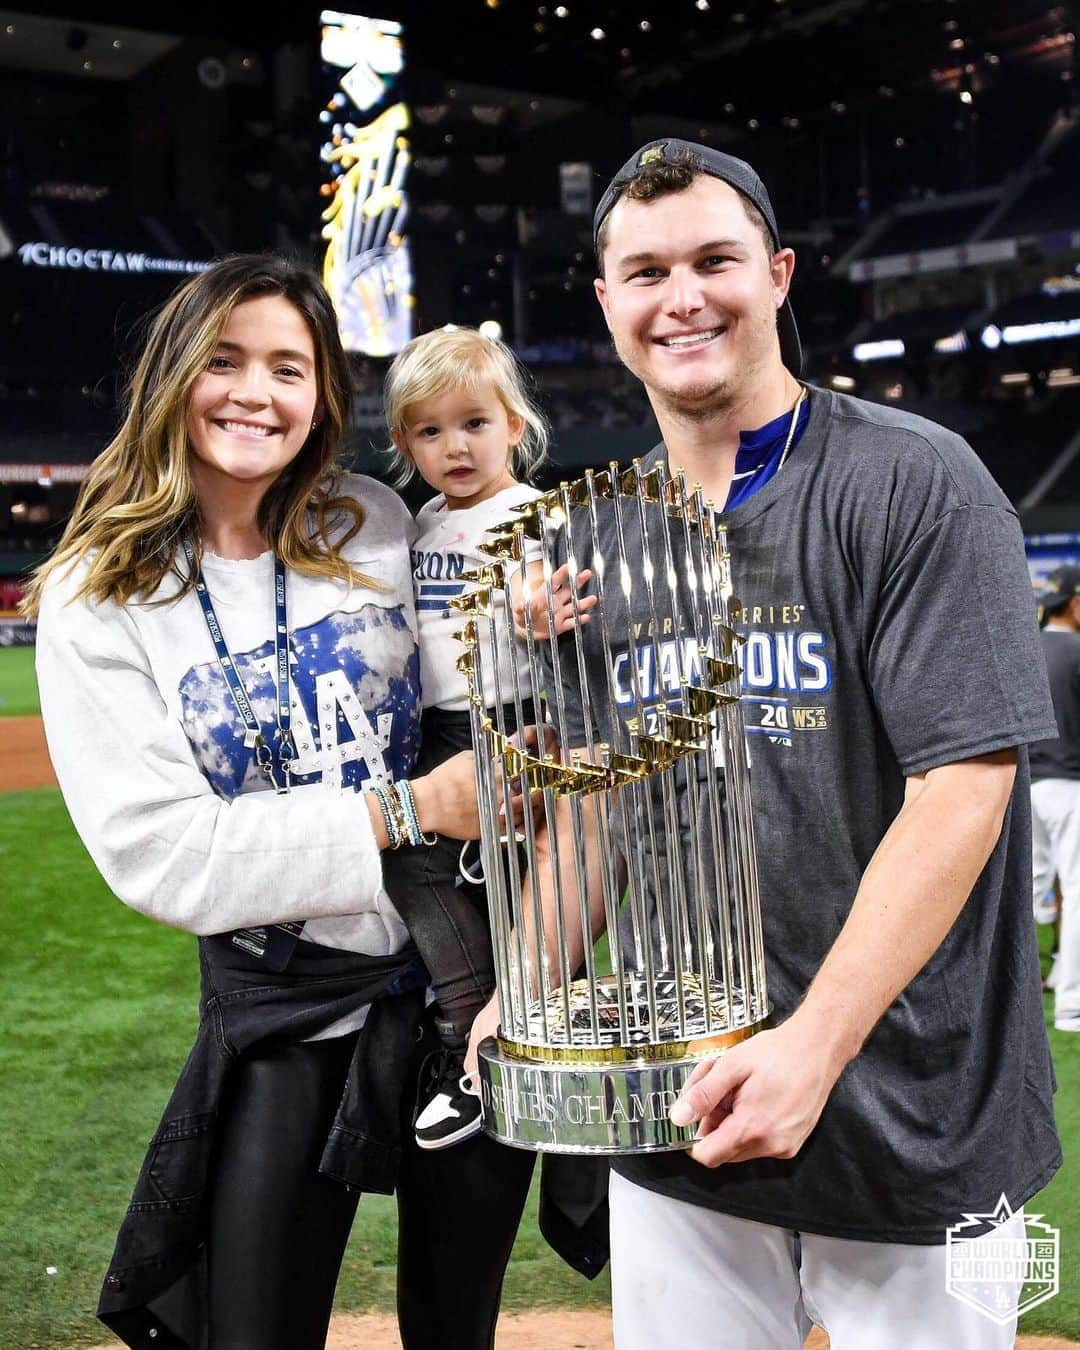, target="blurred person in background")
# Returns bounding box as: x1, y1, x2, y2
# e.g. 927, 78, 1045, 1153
1031, 564, 1080, 1032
